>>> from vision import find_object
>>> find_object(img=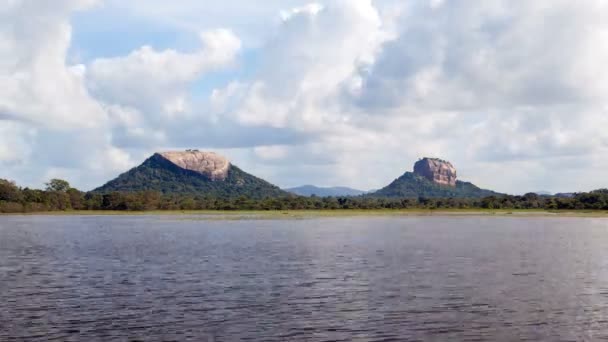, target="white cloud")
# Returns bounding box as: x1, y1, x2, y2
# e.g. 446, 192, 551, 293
254, 145, 290, 160
0, 2, 243, 189
0, 121, 34, 166
206, 0, 608, 193
3, 0, 608, 194
0, 0, 118, 189
87, 29, 241, 117
85, 28, 244, 158
226, 0, 389, 129
280, 3, 324, 21
0, 0, 105, 129
357, 0, 608, 111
